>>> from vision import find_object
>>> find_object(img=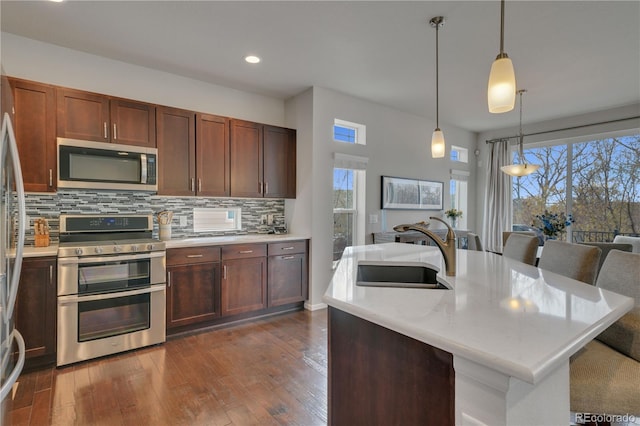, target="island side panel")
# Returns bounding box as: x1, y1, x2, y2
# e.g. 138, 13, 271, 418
328, 307, 455, 425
